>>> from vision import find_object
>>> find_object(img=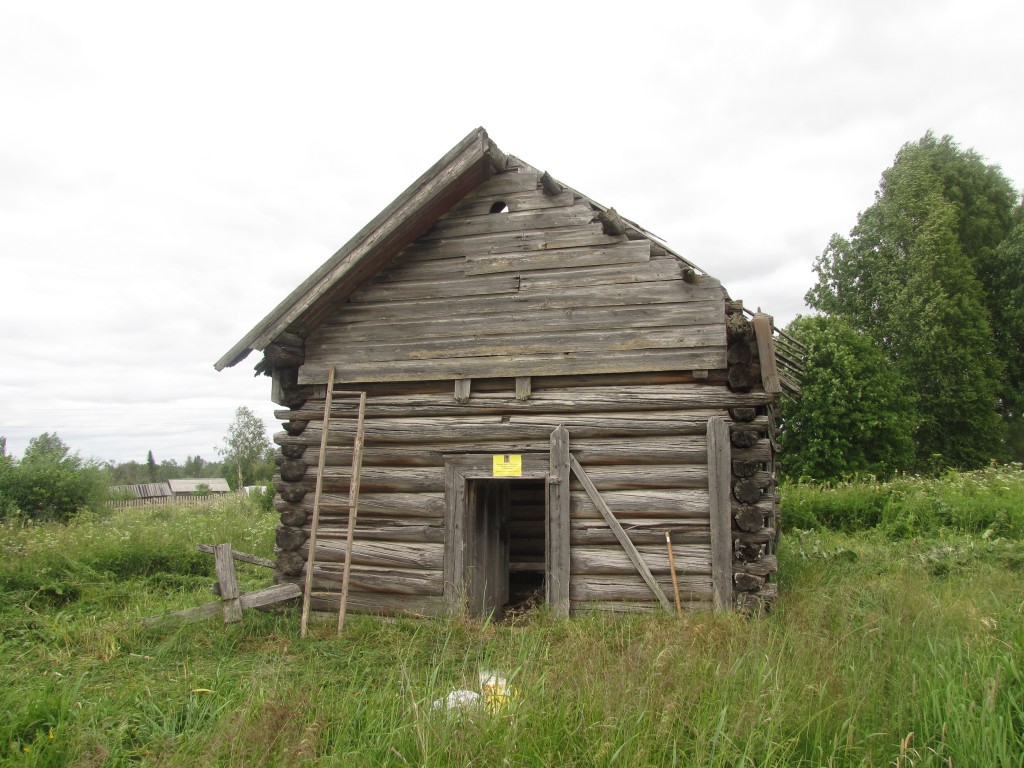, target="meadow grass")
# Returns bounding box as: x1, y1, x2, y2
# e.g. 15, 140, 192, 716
1, 494, 1022, 766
